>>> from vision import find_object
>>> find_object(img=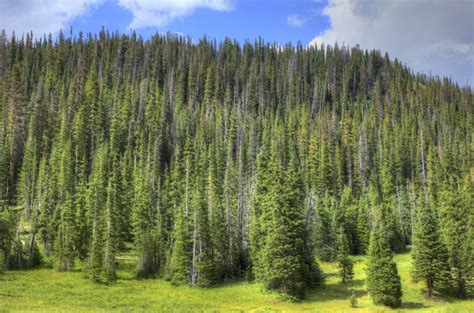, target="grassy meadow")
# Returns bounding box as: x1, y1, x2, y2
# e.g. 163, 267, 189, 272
0, 252, 472, 312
